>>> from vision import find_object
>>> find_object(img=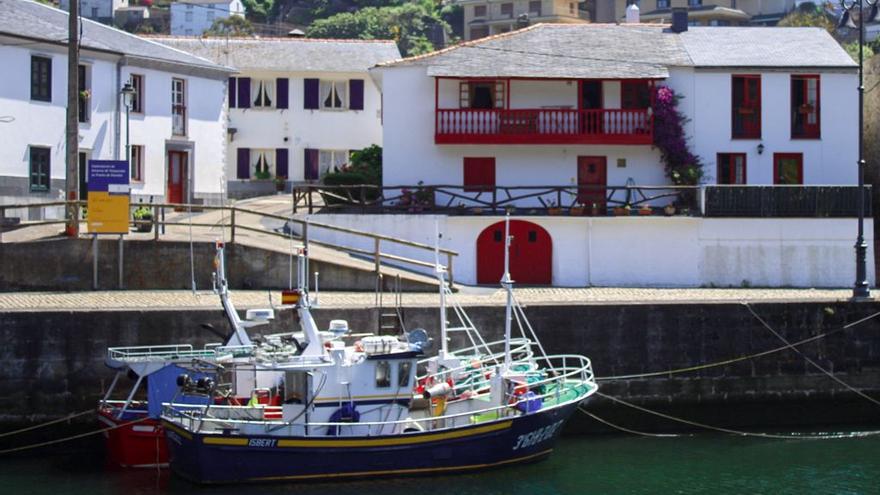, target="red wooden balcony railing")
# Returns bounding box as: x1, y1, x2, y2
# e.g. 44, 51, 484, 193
435, 108, 653, 145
